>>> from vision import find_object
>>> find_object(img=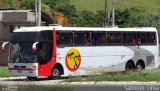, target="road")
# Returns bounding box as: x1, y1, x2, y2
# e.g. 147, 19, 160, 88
1, 77, 160, 91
